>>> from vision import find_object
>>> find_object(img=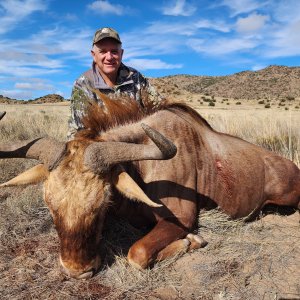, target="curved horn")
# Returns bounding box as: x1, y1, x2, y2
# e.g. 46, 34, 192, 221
0, 137, 66, 170
0, 111, 6, 121
0, 164, 49, 187
112, 166, 162, 208
84, 123, 177, 173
